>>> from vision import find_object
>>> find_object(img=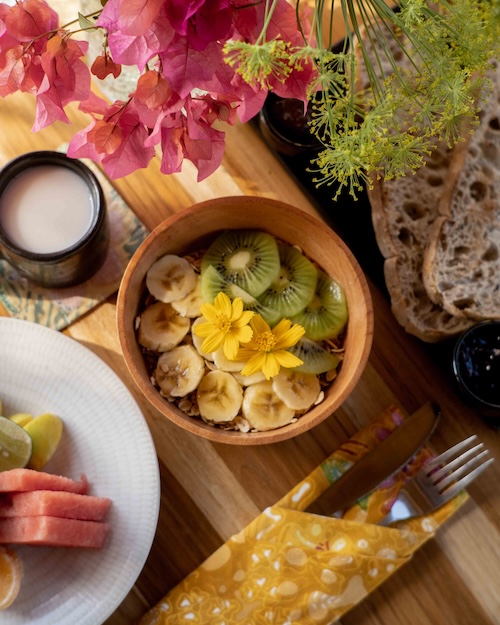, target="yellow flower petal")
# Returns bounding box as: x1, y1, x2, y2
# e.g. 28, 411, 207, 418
274, 351, 304, 369
201, 332, 225, 354
200, 302, 219, 323
232, 324, 253, 344
223, 334, 240, 360
240, 352, 267, 377
236, 347, 256, 361
214, 292, 232, 317
274, 323, 305, 350
251, 314, 271, 334
230, 297, 244, 320
192, 321, 214, 338
233, 310, 255, 328
273, 318, 292, 336
261, 354, 281, 380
